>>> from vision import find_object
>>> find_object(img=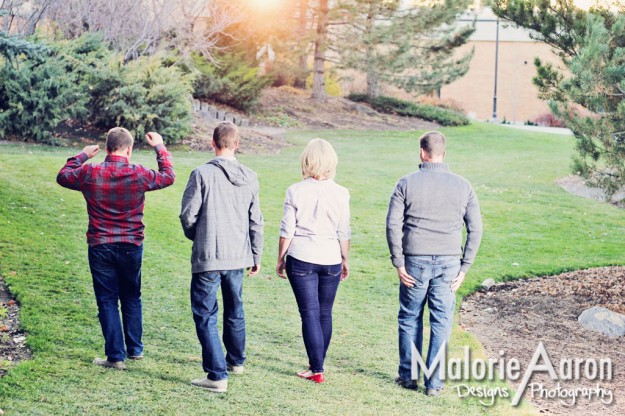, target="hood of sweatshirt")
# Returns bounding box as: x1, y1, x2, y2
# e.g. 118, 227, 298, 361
208, 158, 256, 187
